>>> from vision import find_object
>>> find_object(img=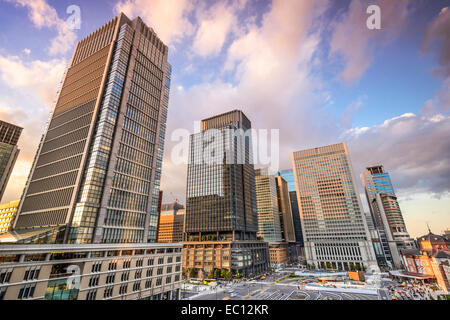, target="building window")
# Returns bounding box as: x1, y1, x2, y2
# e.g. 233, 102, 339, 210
145, 279, 152, 289
123, 260, 131, 269
91, 261, 102, 273
104, 286, 114, 299
18, 284, 35, 300
88, 275, 100, 287
146, 269, 153, 277
157, 267, 163, 275
166, 276, 171, 284
86, 289, 97, 300
132, 281, 141, 292
148, 258, 154, 266
119, 284, 128, 295
167, 257, 173, 263
121, 271, 130, 282
166, 266, 172, 273
176, 256, 181, 263
175, 275, 180, 282
106, 273, 115, 284
0, 268, 13, 283
158, 257, 164, 265
24, 266, 41, 281
136, 259, 143, 267
108, 261, 118, 271
135, 270, 142, 279
0, 287, 6, 300
156, 277, 162, 286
